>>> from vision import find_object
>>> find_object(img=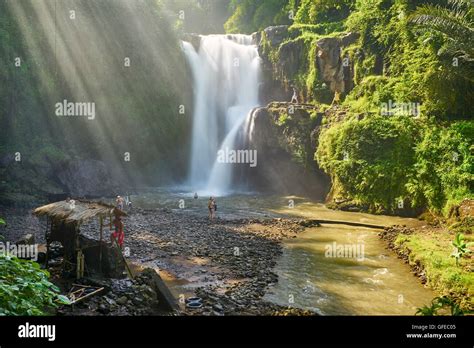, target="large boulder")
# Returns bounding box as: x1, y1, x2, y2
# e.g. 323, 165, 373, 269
262, 25, 289, 46
257, 26, 299, 104
257, 24, 359, 103
278, 39, 306, 78
182, 33, 201, 51
57, 159, 120, 197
